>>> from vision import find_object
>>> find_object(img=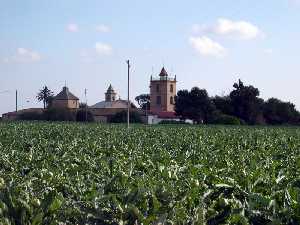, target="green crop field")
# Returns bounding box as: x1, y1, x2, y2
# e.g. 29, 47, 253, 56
0, 122, 299, 224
